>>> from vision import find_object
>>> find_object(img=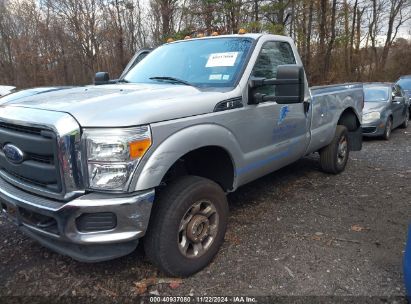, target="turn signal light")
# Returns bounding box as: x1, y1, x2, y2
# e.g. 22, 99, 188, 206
129, 138, 152, 159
